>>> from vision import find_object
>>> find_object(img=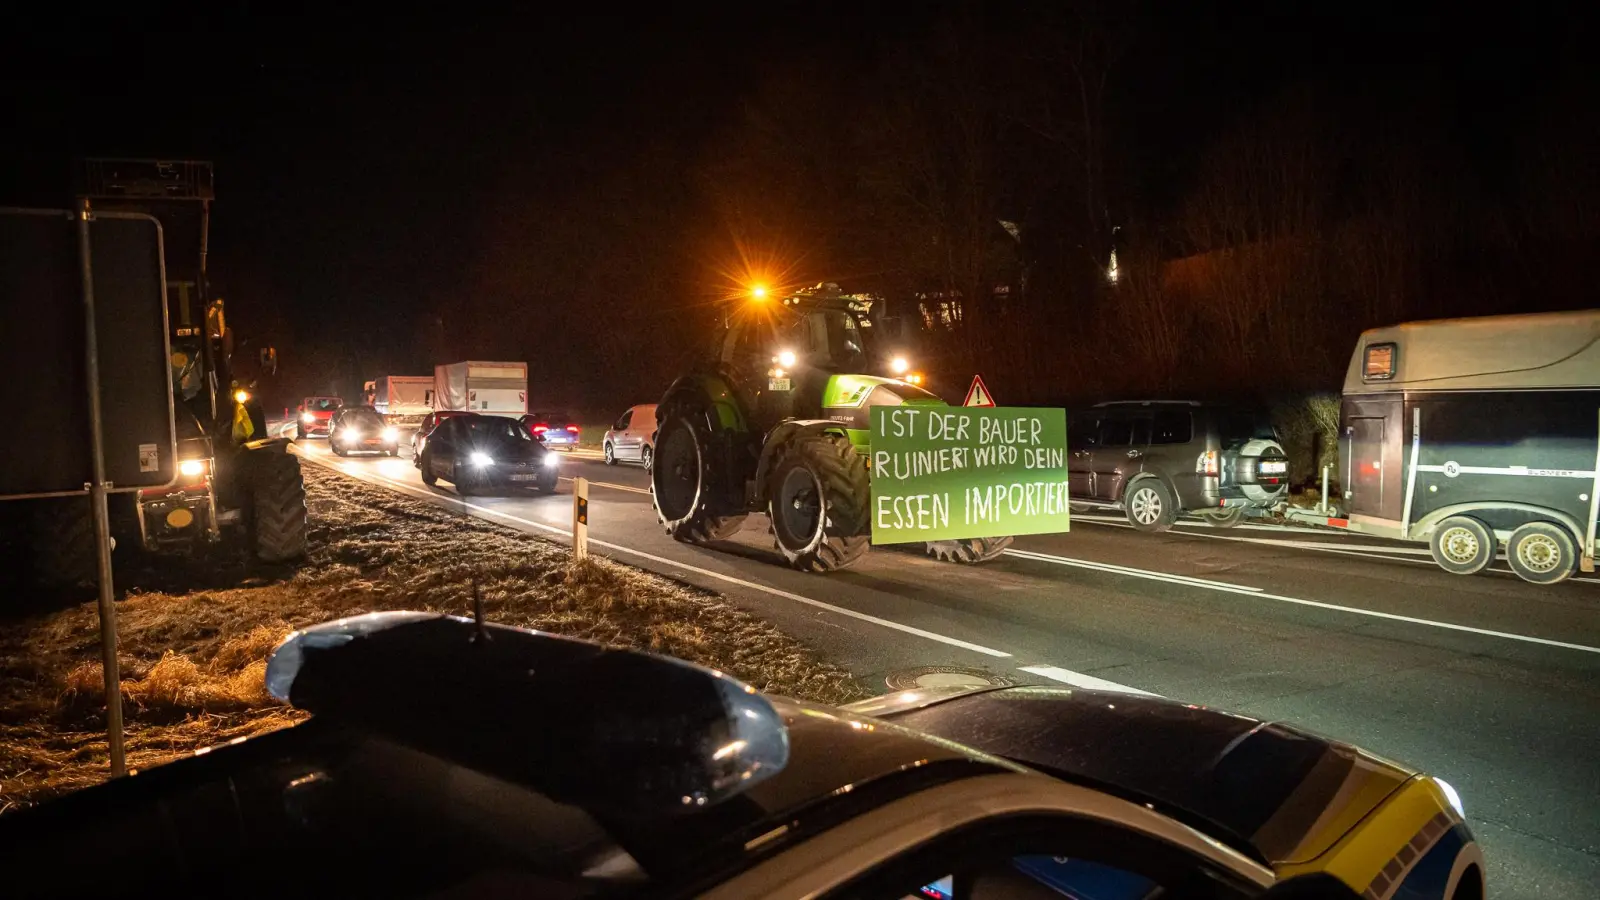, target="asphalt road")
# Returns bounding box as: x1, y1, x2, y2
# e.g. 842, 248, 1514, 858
292, 436, 1599, 897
